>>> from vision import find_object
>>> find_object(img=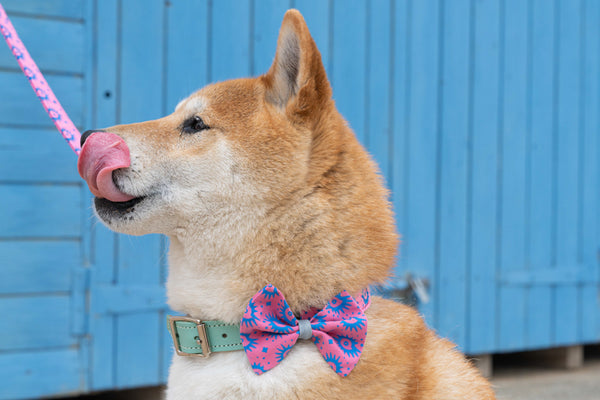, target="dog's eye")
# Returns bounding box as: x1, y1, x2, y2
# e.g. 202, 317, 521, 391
182, 115, 209, 134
